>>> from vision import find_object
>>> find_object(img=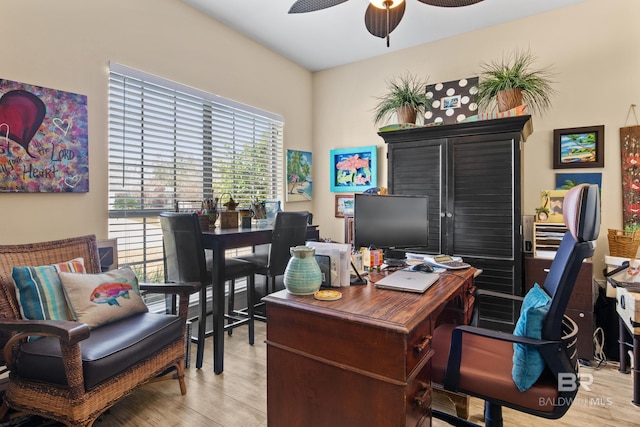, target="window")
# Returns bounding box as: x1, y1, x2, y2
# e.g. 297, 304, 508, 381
108, 63, 284, 282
